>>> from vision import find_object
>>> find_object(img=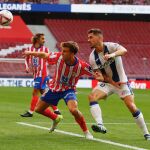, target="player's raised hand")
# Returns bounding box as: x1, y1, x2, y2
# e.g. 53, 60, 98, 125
104, 53, 115, 61
24, 51, 31, 55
